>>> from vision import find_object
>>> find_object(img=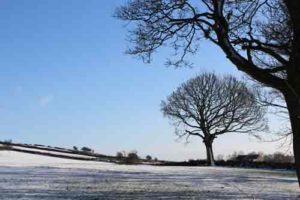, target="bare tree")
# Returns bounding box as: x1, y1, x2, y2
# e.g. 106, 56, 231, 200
115, 0, 300, 185
161, 73, 266, 165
